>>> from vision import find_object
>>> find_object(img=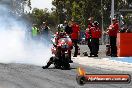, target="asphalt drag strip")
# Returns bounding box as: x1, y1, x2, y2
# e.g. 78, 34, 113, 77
0, 63, 132, 88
